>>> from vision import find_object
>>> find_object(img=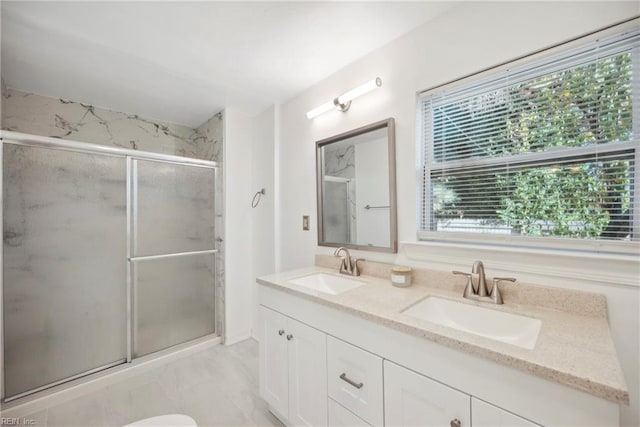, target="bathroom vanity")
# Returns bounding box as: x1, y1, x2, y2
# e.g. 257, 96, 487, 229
257, 259, 628, 427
